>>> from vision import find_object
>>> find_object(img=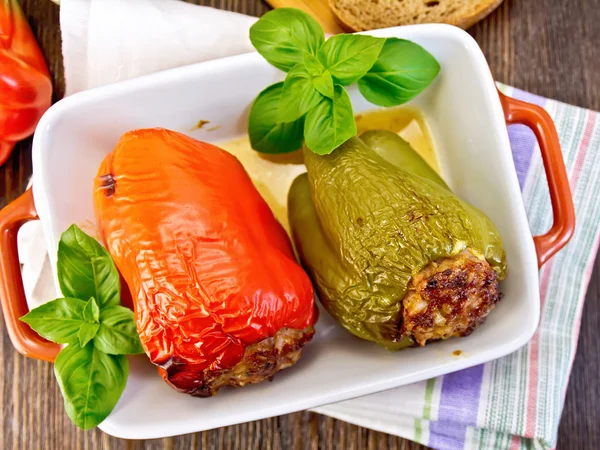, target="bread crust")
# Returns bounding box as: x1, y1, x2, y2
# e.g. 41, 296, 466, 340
453, 0, 504, 29
329, 0, 504, 31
